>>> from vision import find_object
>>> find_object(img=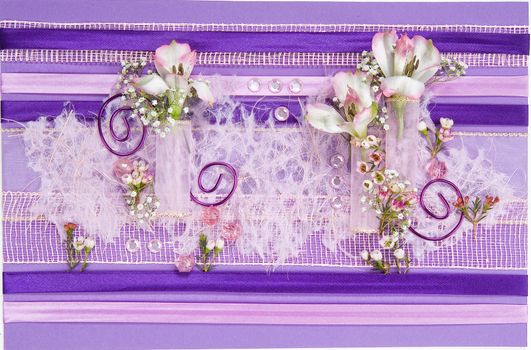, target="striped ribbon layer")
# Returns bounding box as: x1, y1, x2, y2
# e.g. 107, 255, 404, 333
3, 301, 527, 325
1, 28, 529, 54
